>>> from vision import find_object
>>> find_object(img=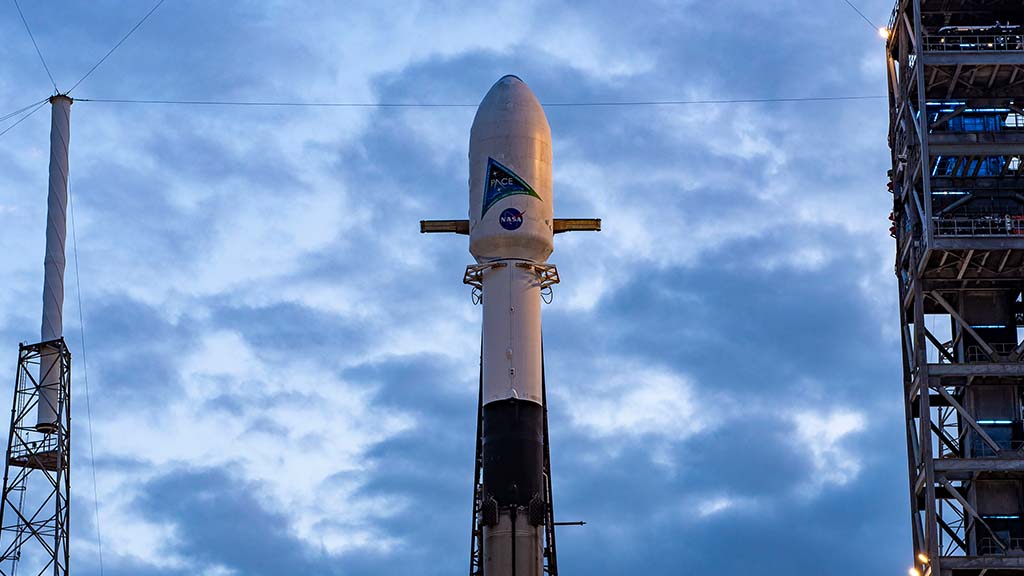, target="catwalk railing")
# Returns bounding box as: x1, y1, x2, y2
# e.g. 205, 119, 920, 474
924, 34, 1024, 53
933, 215, 1024, 237
980, 537, 1024, 556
